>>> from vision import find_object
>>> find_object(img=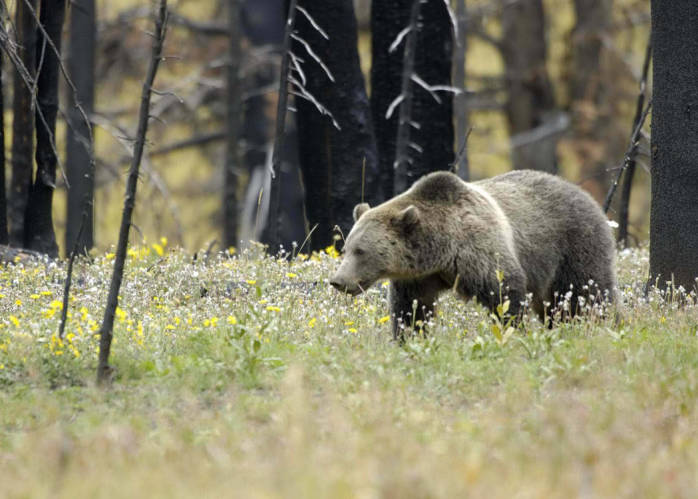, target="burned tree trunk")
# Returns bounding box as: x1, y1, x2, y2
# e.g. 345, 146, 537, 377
501, 0, 559, 173
648, 0, 698, 291
223, 0, 242, 249
453, 0, 469, 181
293, 0, 381, 250
97, 0, 168, 384
24, 0, 66, 257
65, 0, 96, 255
371, 0, 454, 196
9, 0, 38, 247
